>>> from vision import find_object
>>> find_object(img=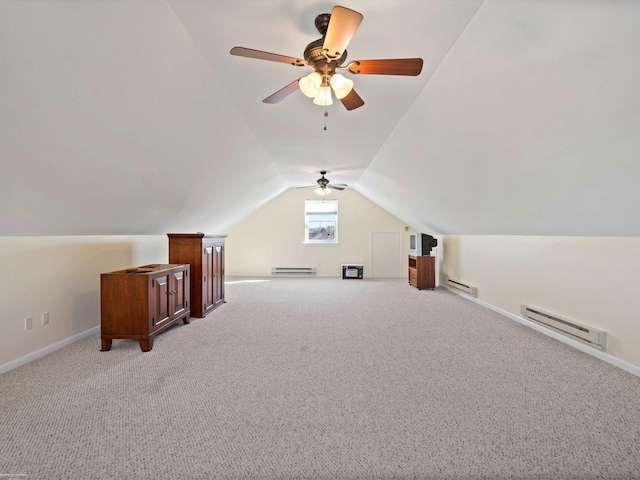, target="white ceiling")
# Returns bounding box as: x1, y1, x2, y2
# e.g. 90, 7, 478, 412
1, 0, 639, 236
